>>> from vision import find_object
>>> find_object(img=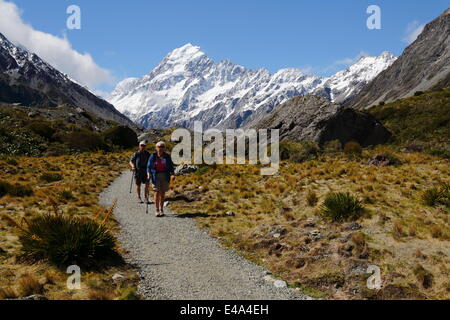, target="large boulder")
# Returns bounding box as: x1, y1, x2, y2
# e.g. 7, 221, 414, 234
250, 95, 391, 147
